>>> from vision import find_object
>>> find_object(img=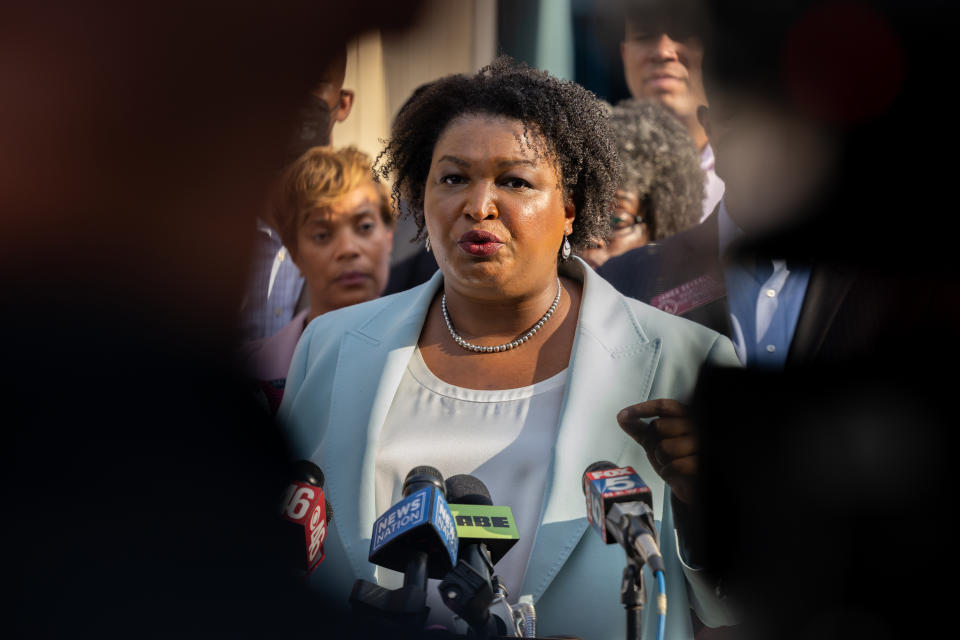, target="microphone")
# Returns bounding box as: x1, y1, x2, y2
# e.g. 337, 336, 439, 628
368, 465, 458, 585
350, 466, 458, 633
582, 461, 664, 573
278, 460, 331, 576
440, 474, 523, 637
584, 462, 669, 640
